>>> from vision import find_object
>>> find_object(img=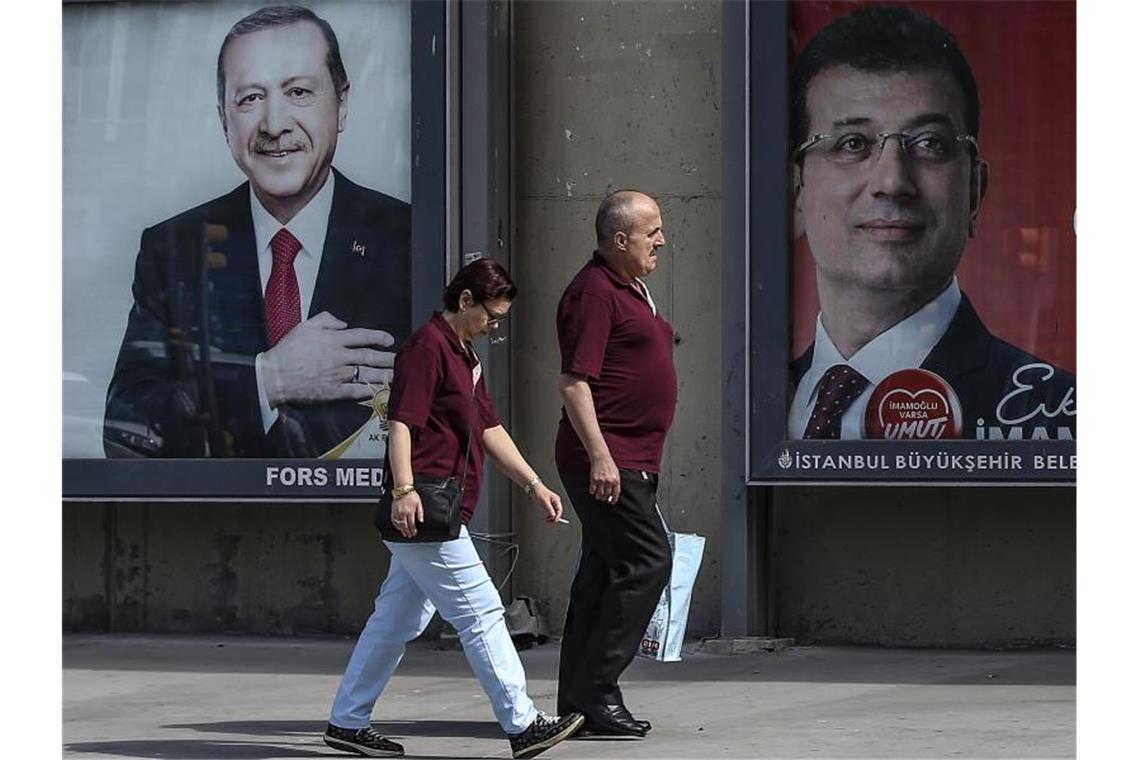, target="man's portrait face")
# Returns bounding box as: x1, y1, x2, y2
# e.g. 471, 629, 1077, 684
793, 66, 986, 296
219, 20, 347, 214
620, 198, 666, 278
